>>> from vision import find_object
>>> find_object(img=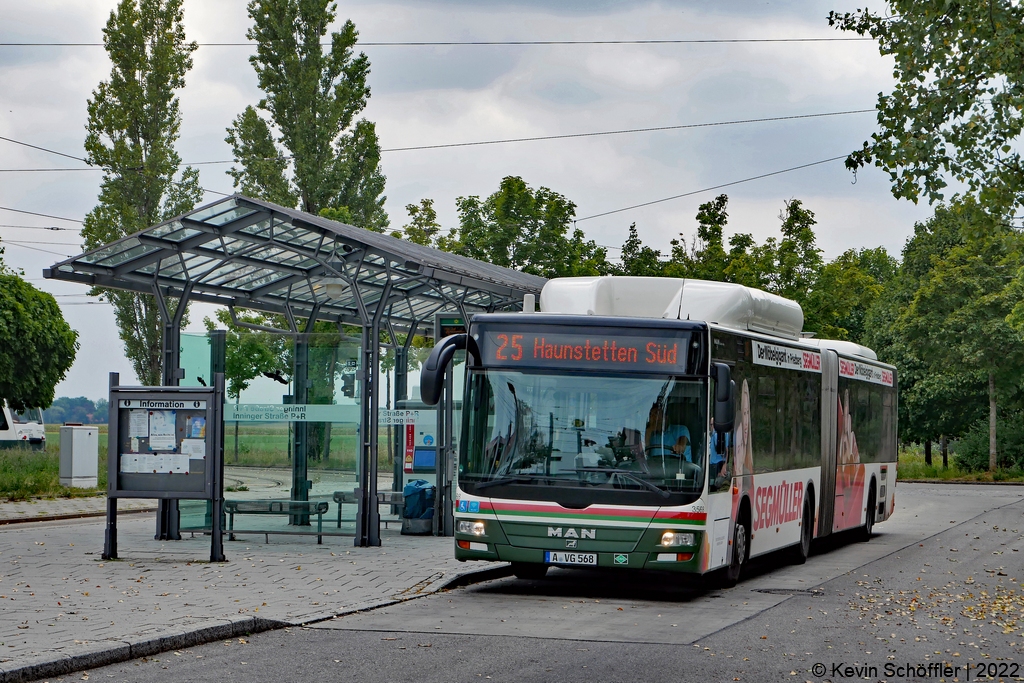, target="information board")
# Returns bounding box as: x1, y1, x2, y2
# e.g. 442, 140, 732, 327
108, 387, 222, 499
103, 372, 226, 563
